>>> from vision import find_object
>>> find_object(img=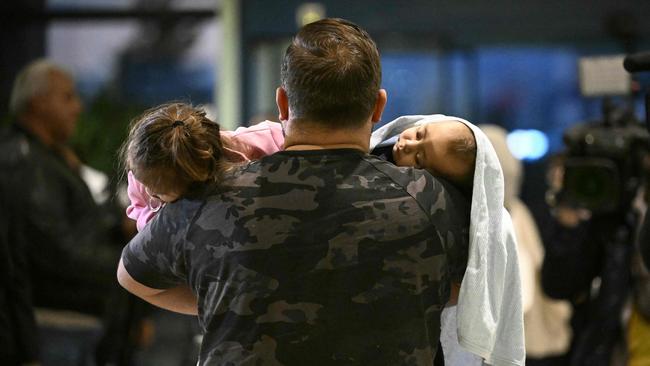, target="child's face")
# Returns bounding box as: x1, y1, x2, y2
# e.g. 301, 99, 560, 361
393, 121, 472, 183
